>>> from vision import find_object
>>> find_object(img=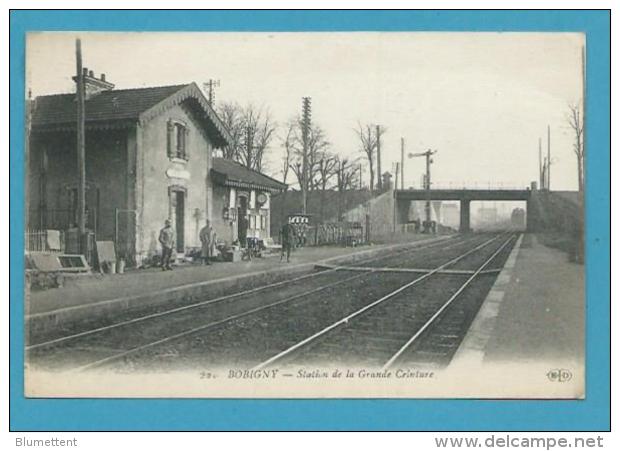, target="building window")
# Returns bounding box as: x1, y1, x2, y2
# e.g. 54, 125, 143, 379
175, 123, 185, 157
167, 120, 189, 161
